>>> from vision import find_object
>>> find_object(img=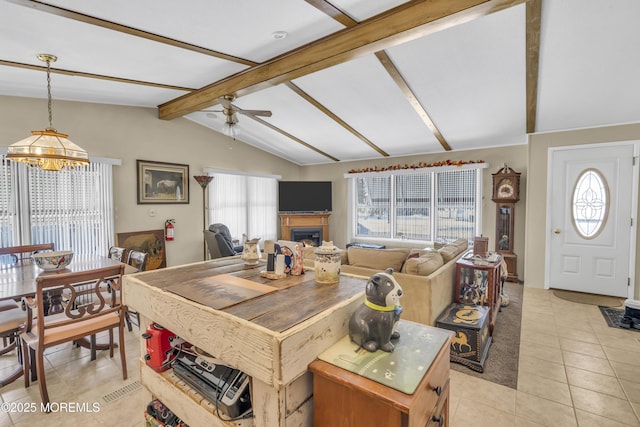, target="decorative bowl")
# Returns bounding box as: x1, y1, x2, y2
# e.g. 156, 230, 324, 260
32, 250, 74, 270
